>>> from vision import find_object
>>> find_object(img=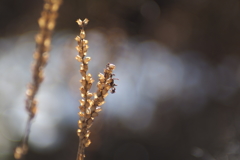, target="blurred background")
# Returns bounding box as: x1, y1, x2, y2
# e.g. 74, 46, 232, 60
0, 0, 240, 160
